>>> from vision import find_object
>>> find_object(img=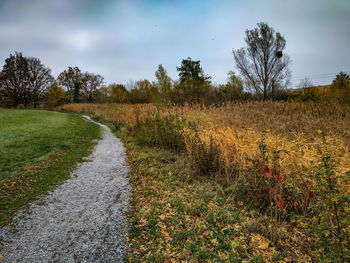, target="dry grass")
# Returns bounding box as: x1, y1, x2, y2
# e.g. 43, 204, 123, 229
60, 102, 350, 189
60, 101, 350, 261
